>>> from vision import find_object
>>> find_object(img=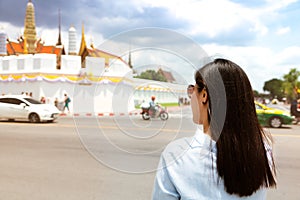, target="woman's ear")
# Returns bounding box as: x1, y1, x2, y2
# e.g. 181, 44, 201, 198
202, 89, 208, 104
